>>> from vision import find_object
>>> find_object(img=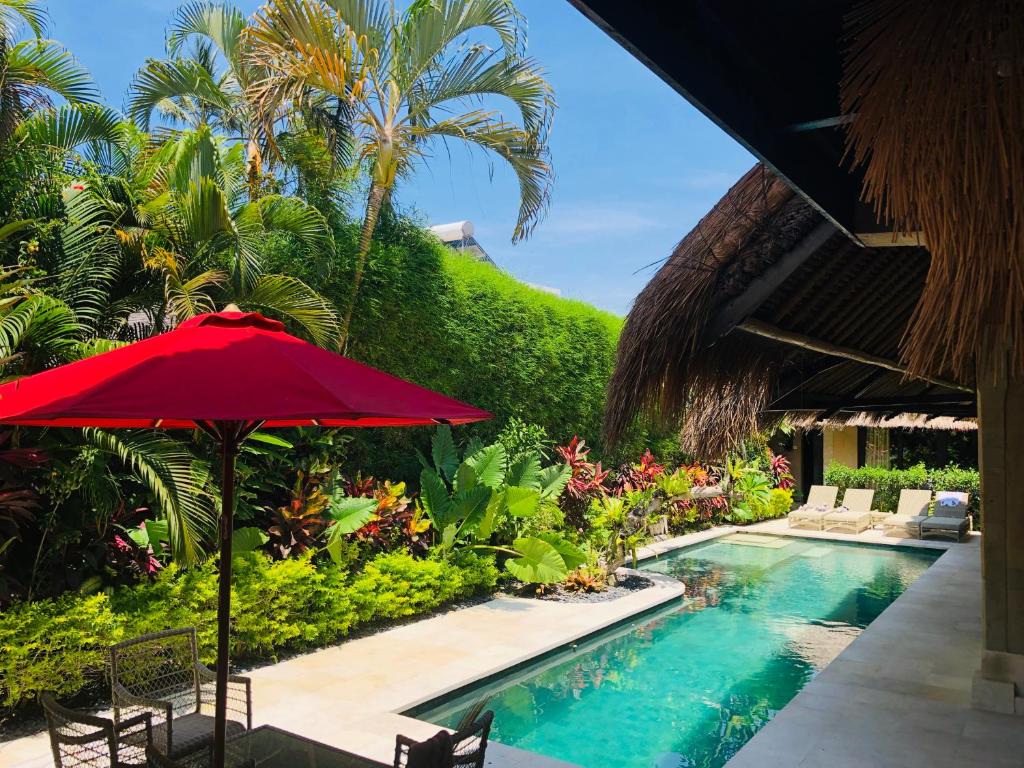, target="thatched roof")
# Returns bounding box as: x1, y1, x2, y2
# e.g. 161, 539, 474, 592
605, 164, 975, 456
